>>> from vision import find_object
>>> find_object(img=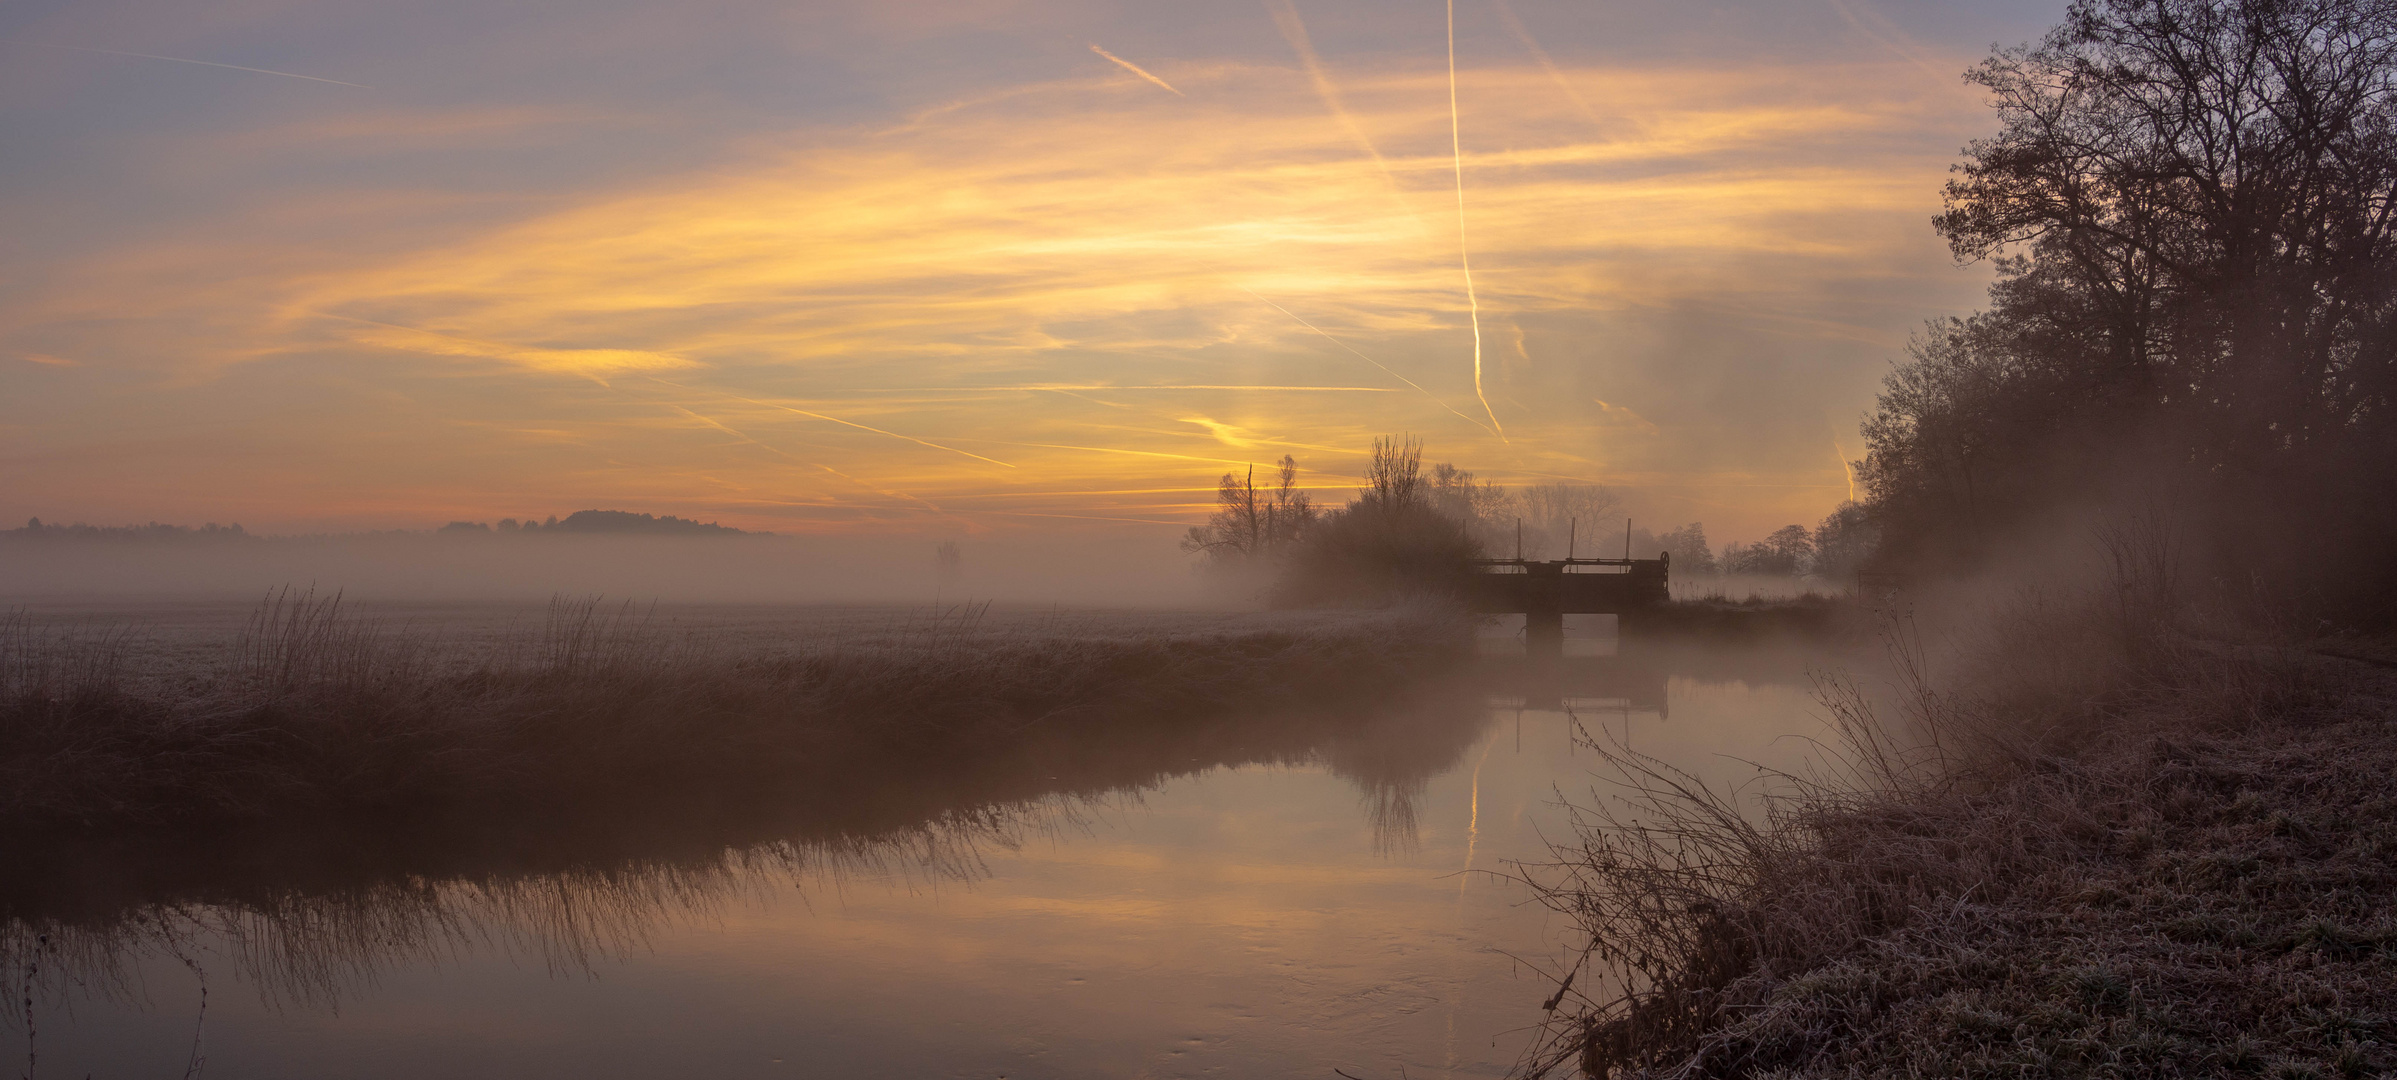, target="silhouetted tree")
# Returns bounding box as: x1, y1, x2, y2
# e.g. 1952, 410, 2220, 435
1182, 454, 1318, 565
1654, 523, 1719, 575
1865, 0, 2397, 616
1514, 483, 1622, 560
1810, 502, 1878, 582
1721, 525, 1813, 576
1428, 461, 1512, 551
1276, 436, 1481, 605
935, 540, 963, 587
